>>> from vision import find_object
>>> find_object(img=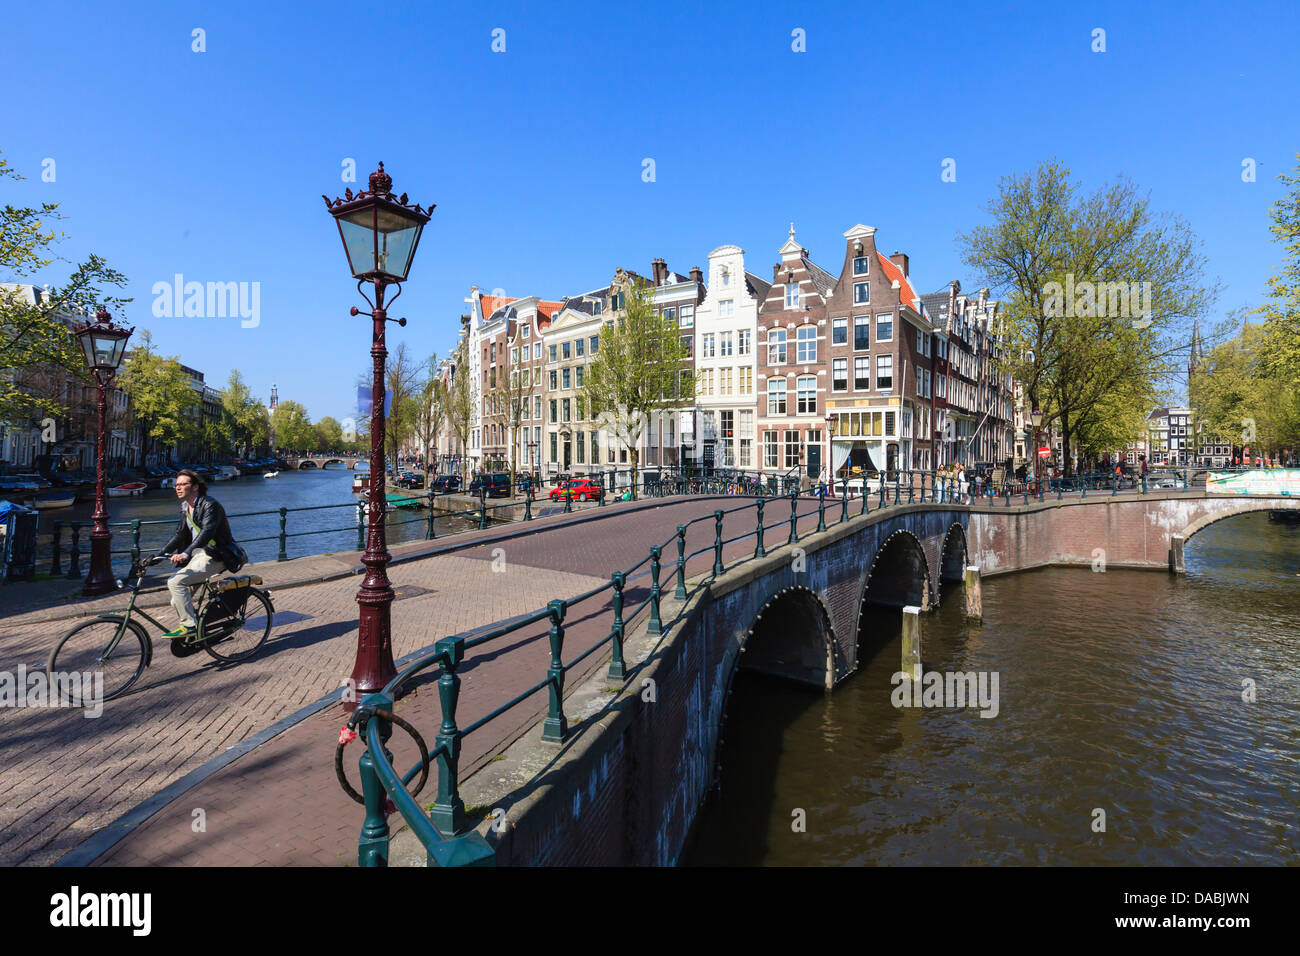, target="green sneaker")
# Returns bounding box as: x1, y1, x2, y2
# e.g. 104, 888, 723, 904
162, 625, 197, 639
